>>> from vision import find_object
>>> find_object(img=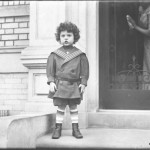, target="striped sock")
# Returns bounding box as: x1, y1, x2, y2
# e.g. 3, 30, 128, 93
70, 105, 78, 123
56, 106, 65, 124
